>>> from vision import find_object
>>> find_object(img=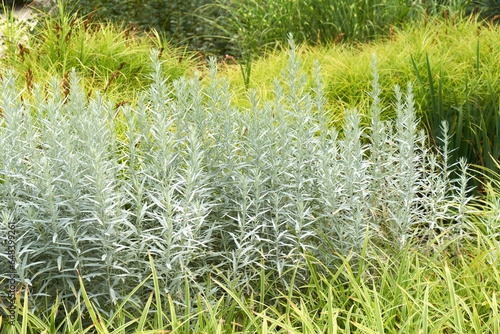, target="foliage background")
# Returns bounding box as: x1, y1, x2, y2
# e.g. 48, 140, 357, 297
58, 0, 478, 55
60, 0, 229, 53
